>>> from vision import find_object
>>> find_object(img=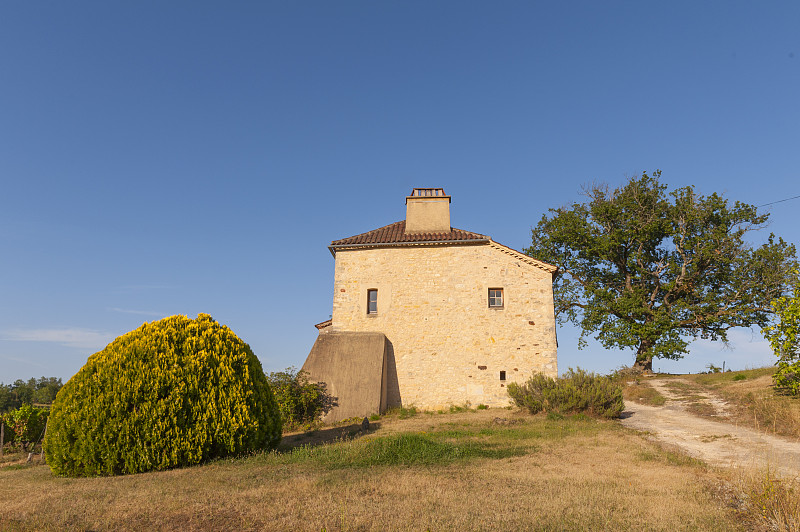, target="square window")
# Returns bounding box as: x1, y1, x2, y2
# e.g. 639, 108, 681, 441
500, 371, 506, 381
488, 288, 503, 308
367, 289, 378, 314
